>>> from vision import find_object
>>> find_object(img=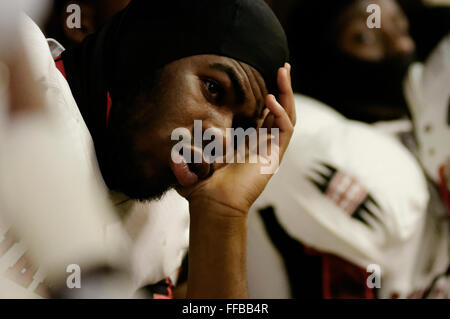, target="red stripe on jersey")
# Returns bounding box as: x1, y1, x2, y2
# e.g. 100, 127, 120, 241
54, 55, 66, 78
54, 55, 112, 128
302, 246, 375, 299
106, 92, 112, 128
